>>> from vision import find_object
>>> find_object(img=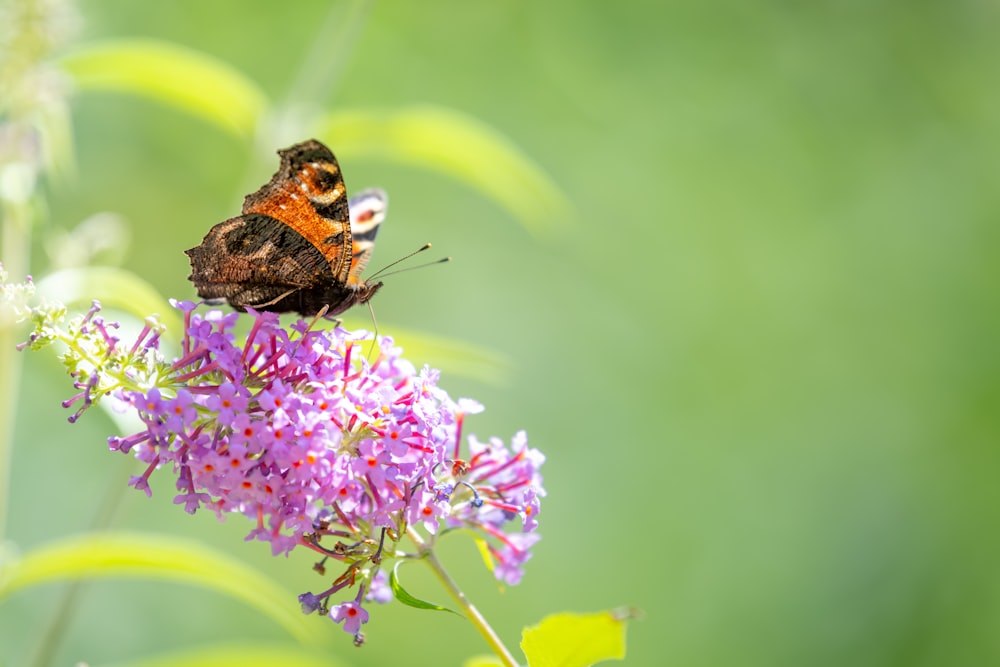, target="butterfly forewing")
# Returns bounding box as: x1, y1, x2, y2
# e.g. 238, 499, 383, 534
186, 139, 387, 317
241, 140, 354, 283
